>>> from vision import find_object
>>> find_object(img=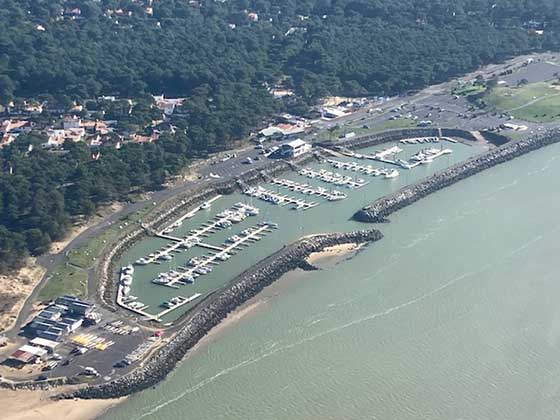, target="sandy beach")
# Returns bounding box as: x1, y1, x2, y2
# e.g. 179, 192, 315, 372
306, 242, 364, 265
191, 241, 363, 353
0, 389, 124, 420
